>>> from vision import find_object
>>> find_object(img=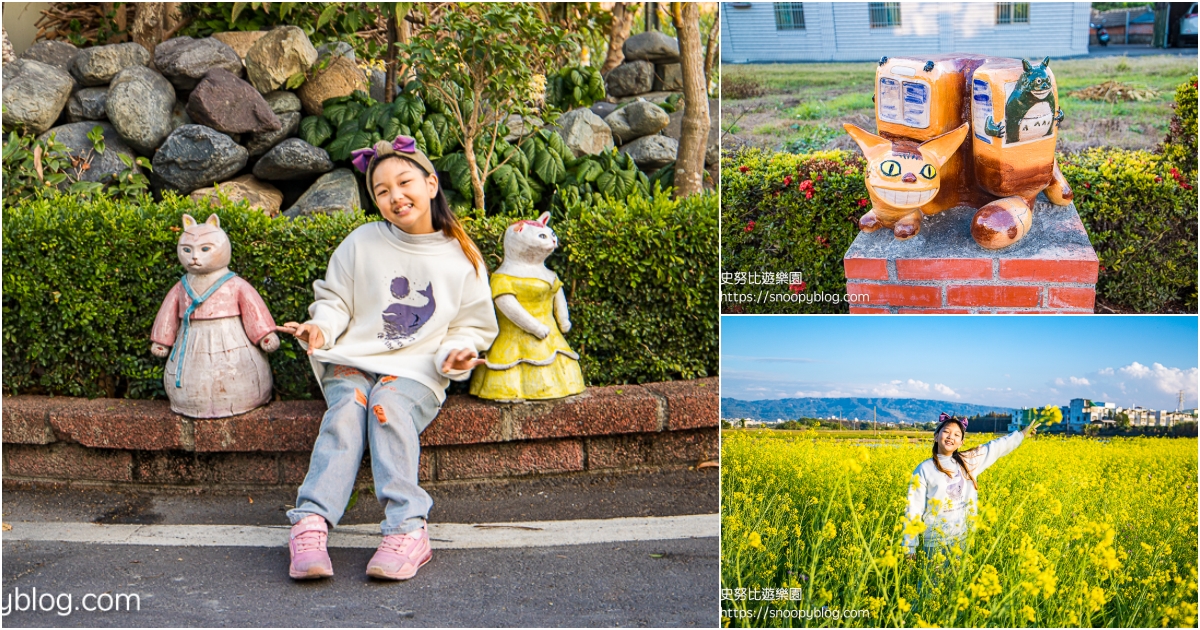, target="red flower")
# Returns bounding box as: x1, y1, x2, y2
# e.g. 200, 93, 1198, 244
1083, 182, 1091, 189
745, 221, 755, 233
789, 282, 807, 294
816, 175, 823, 182
1155, 176, 1163, 183
805, 191, 813, 200
738, 165, 749, 173
783, 175, 793, 187
858, 198, 869, 208
1100, 266, 1107, 272
816, 235, 829, 248
798, 179, 814, 192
